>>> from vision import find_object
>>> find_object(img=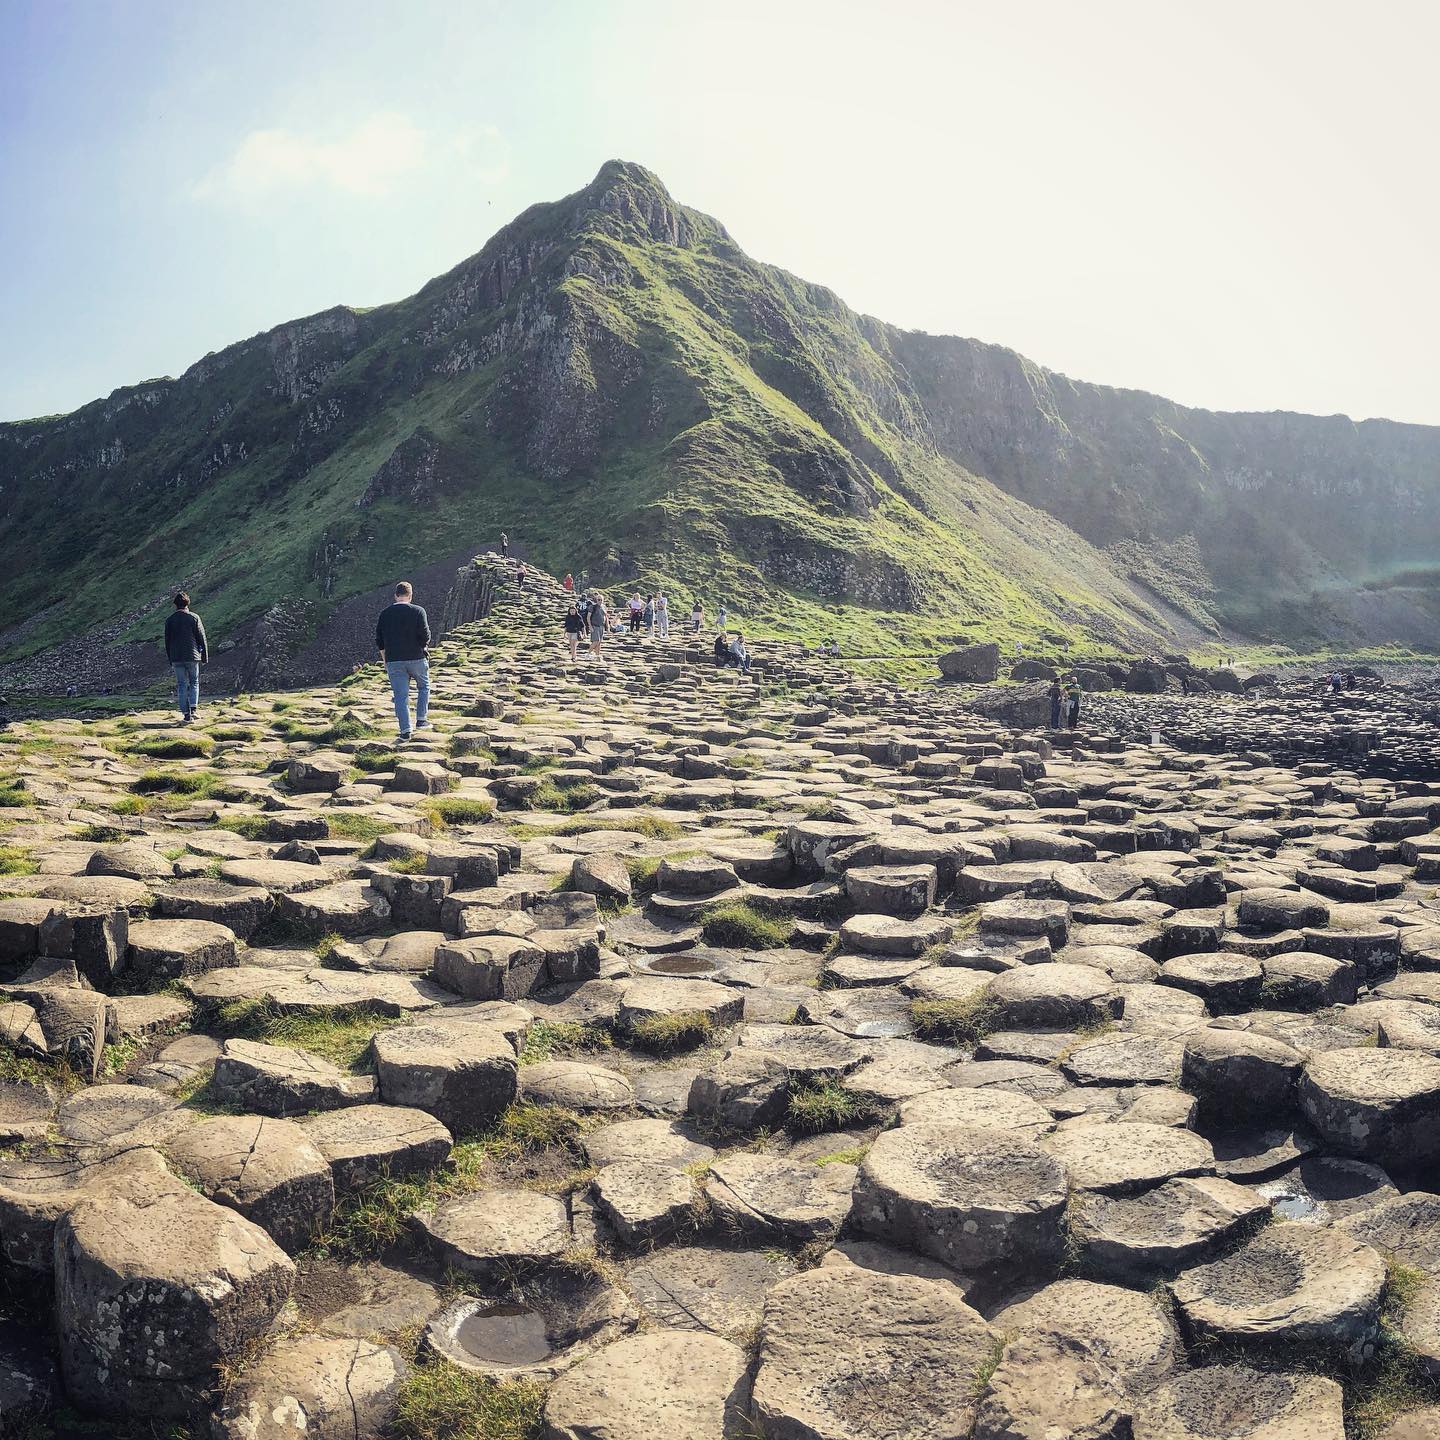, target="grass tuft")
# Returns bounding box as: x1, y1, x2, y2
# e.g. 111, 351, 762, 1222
390, 1361, 546, 1440
629, 1010, 715, 1053
0, 844, 37, 875
700, 900, 792, 950
128, 733, 215, 760
423, 796, 496, 827
910, 992, 998, 1045
517, 1020, 613, 1063
786, 1078, 883, 1135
